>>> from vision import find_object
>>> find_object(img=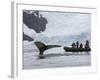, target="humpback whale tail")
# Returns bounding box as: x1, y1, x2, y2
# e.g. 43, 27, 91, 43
34, 41, 61, 56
